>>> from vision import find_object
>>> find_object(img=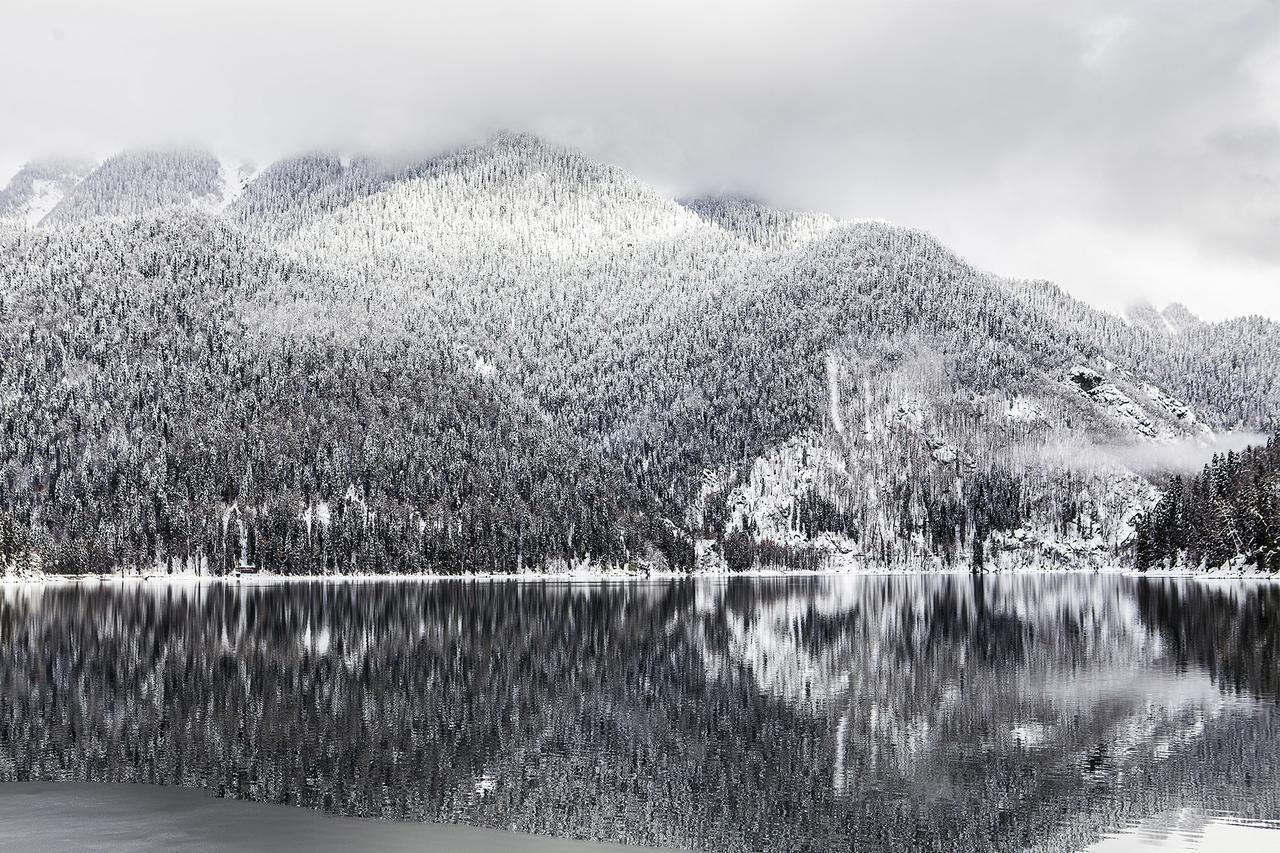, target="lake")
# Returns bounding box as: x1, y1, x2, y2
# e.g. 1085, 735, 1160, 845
0, 574, 1276, 851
